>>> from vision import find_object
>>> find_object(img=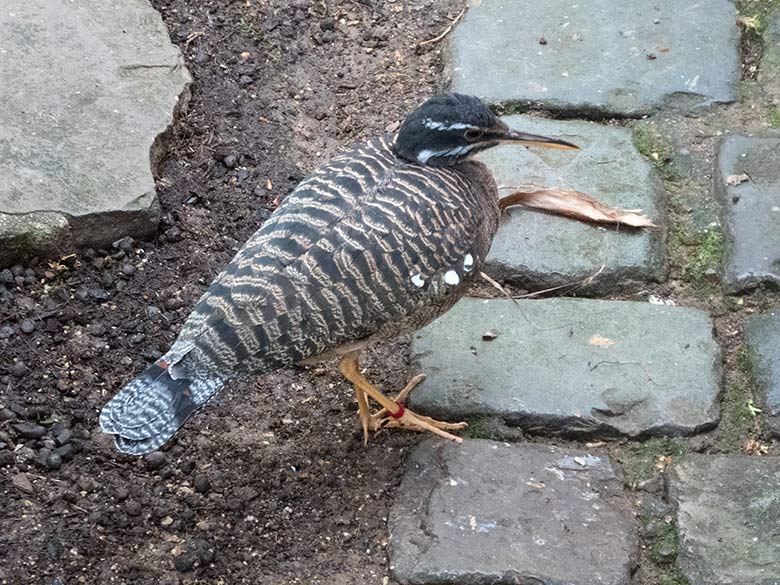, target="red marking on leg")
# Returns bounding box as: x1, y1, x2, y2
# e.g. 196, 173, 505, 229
156, 359, 169, 369
389, 401, 405, 419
